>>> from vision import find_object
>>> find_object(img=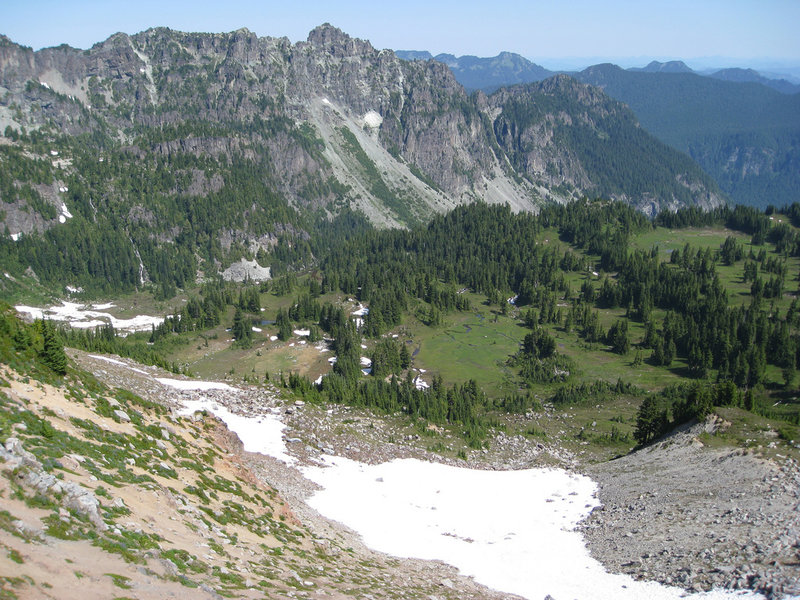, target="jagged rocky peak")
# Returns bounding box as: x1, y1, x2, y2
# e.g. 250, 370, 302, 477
305, 23, 374, 57
0, 23, 725, 232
